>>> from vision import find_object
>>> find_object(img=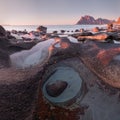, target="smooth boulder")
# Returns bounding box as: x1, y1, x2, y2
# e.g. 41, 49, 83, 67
46, 80, 68, 97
